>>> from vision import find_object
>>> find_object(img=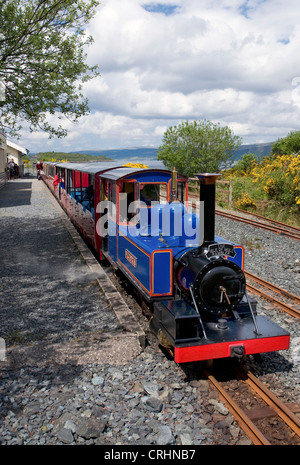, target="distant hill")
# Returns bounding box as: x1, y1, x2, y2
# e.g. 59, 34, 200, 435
233, 142, 273, 160
75, 147, 158, 162
30, 151, 113, 162
30, 142, 274, 164
76, 143, 274, 162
